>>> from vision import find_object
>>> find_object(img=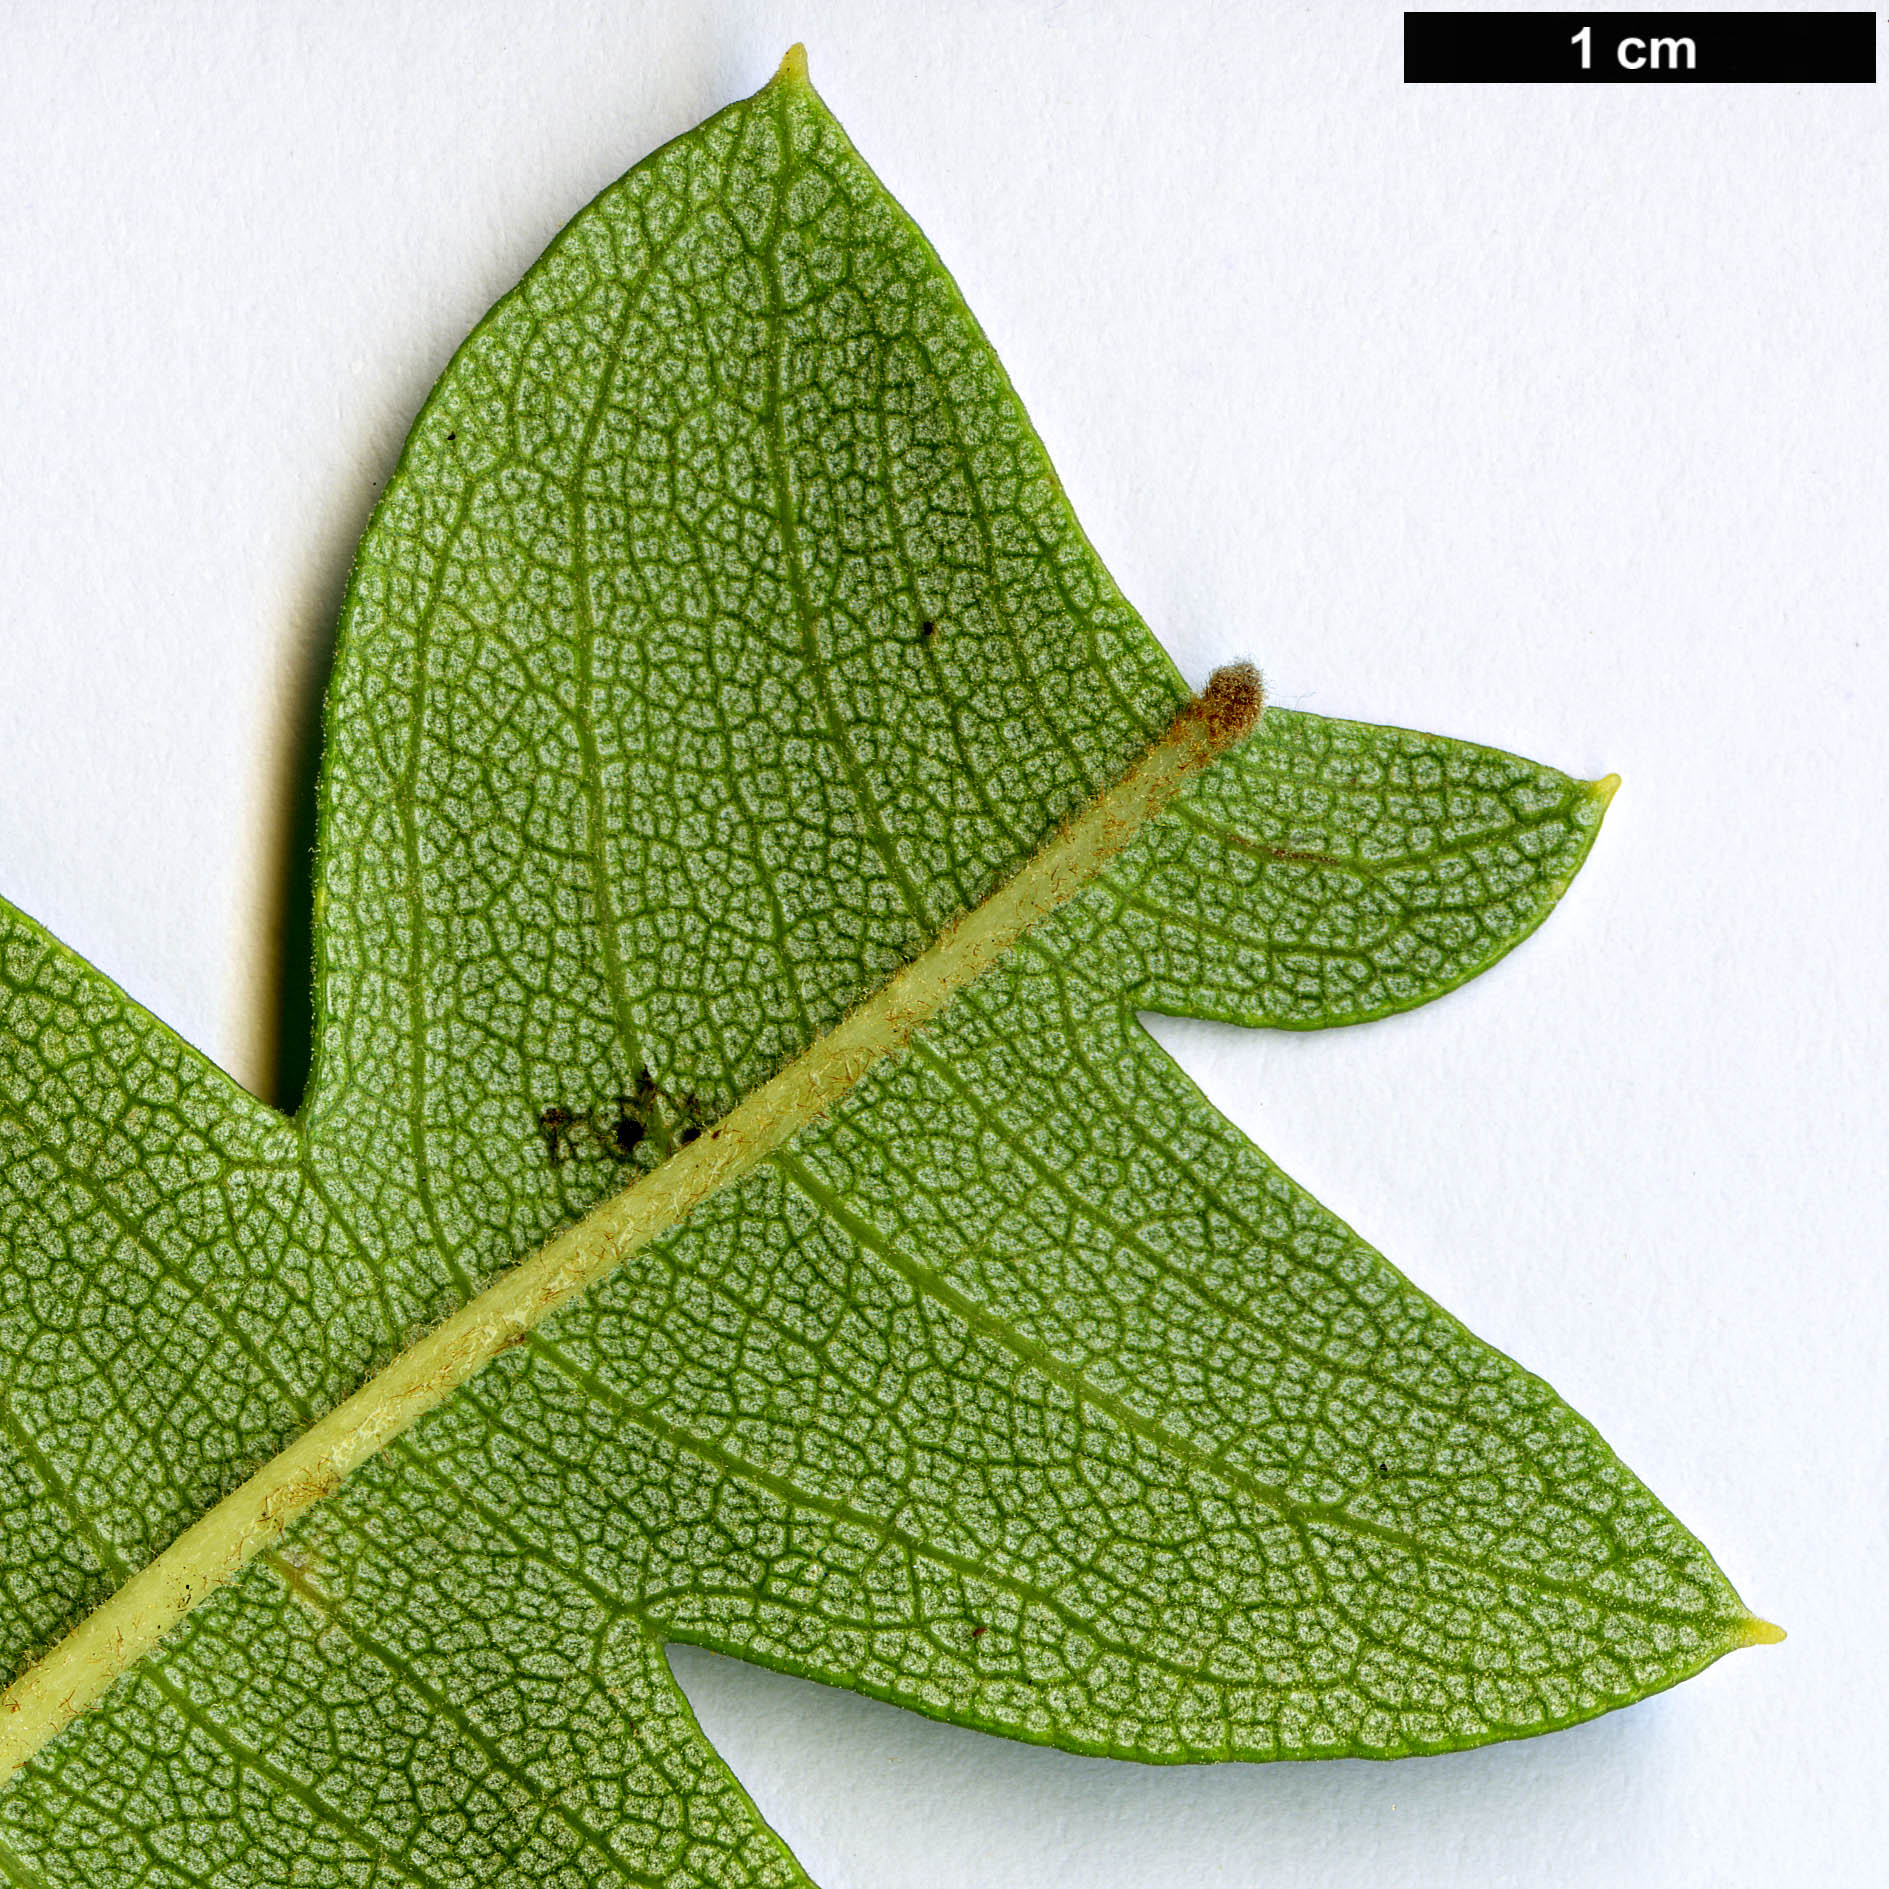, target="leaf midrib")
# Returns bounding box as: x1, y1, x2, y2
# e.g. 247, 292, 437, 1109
0, 663, 1257, 1791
